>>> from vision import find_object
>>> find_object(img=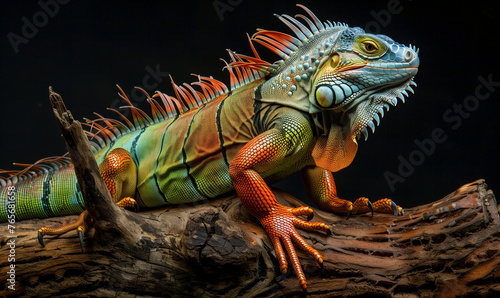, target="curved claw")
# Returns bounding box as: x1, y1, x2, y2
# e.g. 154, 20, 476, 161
78, 228, 85, 253
346, 210, 351, 220
391, 201, 399, 216
372, 198, 403, 216
368, 200, 374, 217
348, 197, 373, 217
38, 230, 45, 247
